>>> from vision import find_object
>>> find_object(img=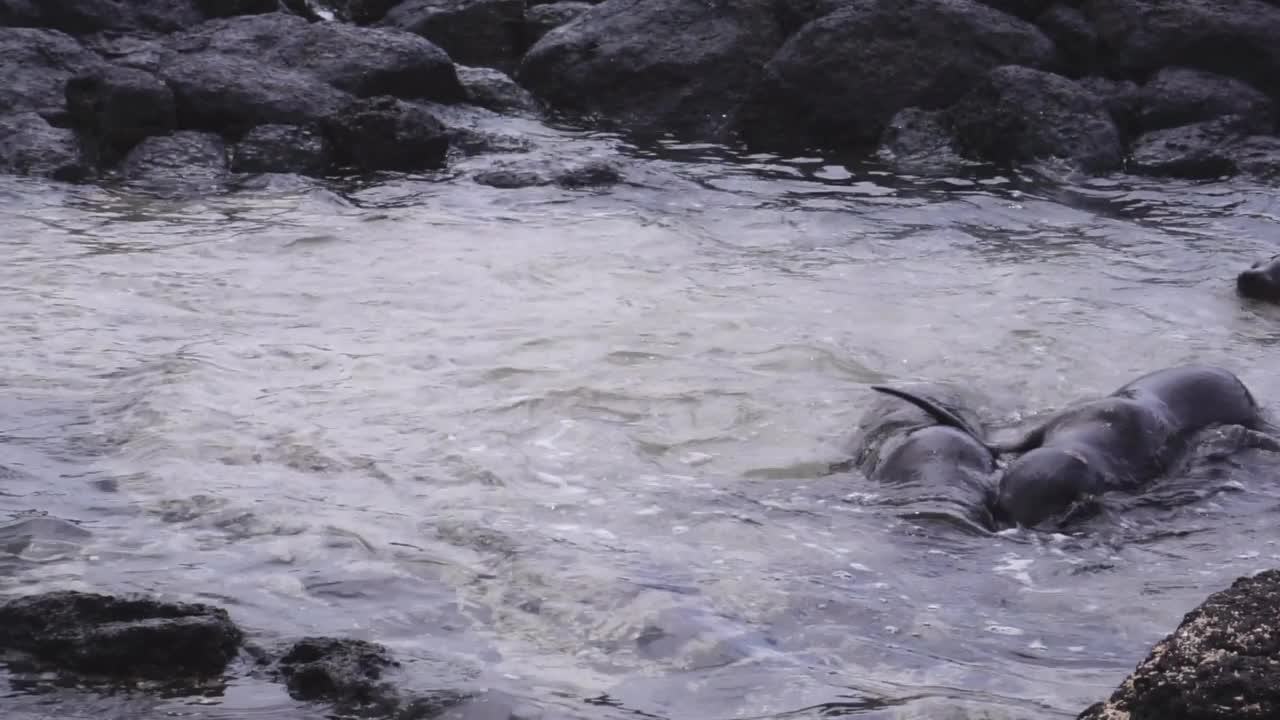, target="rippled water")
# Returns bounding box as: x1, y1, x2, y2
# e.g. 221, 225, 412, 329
2, 126, 1280, 720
